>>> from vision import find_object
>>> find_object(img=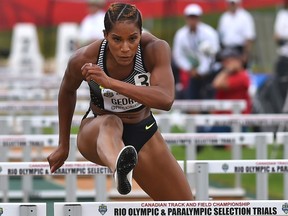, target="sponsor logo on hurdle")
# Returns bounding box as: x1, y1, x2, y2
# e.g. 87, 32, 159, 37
0, 207, 3, 216
282, 203, 288, 214
98, 204, 108, 215
222, 163, 229, 172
